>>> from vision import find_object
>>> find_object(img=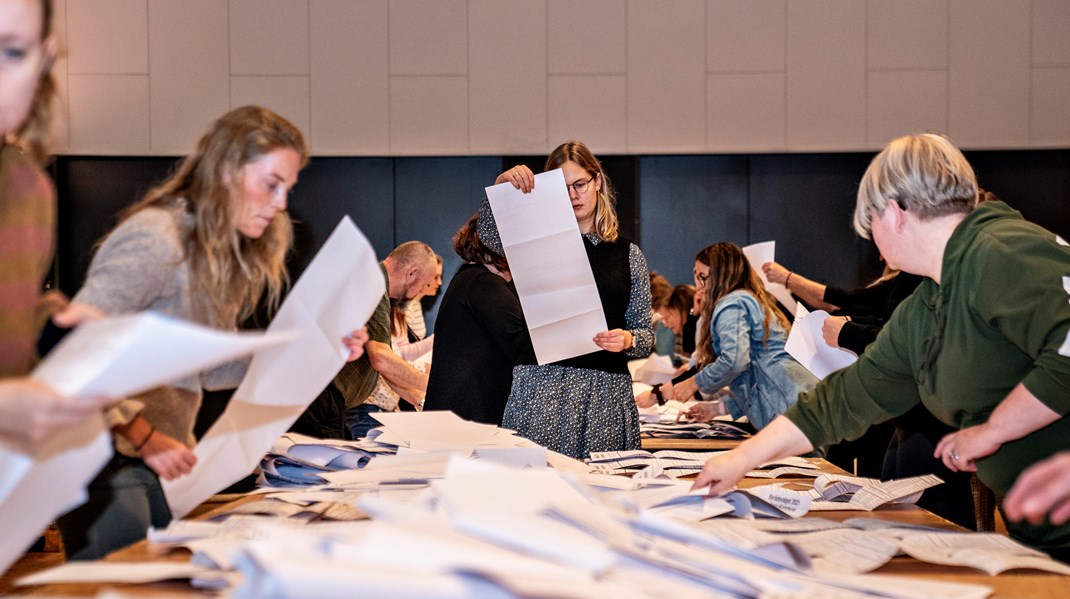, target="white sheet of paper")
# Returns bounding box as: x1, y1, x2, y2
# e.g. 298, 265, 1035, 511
164, 217, 385, 517
31, 312, 295, 398
741, 241, 797, 313
785, 304, 857, 380
0, 313, 292, 576
486, 169, 607, 364
629, 354, 676, 385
